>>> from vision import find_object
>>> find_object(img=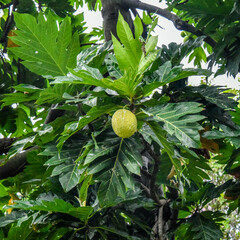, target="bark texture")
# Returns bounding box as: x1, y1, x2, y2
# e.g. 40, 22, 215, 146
101, 0, 134, 41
